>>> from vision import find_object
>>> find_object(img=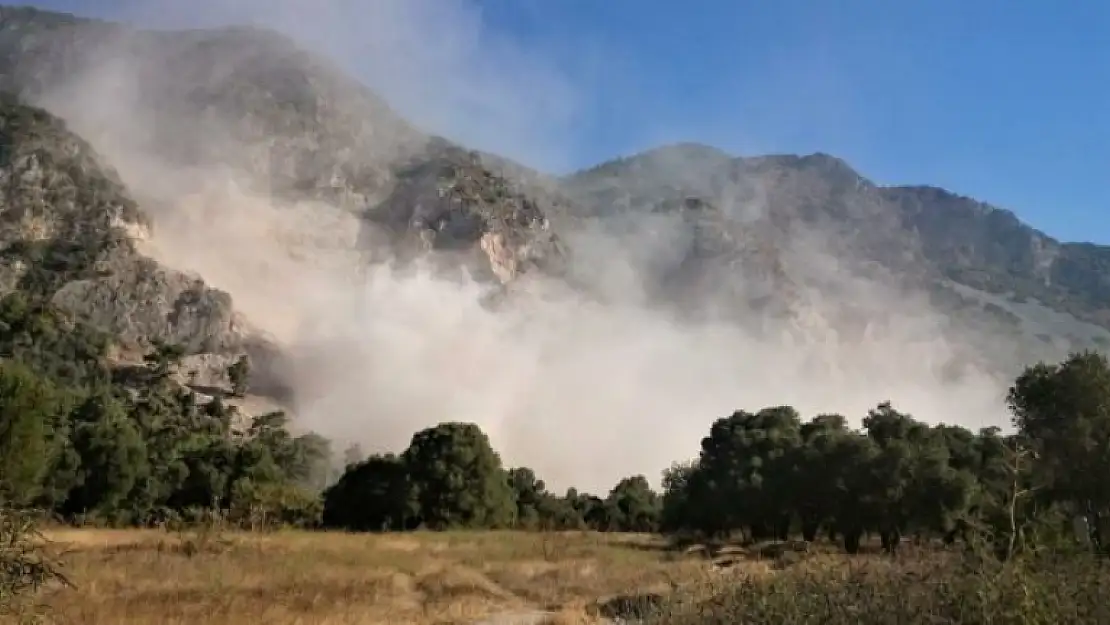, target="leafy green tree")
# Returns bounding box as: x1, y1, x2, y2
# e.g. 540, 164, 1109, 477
0, 361, 64, 505
321, 453, 414, 531
229, 478, 322, 529
534, 492, 585, 530
606, 475, 661, 532
793, 414, 852, 542
1008, 350, 1110, 551
827, 432, 880, 554
402, 422, 516, 530
861, 402, 934, 552
695, 406, 802, 540
61, 392, 150, 522
507, 467, 547, 529
659, 460, 698, 533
